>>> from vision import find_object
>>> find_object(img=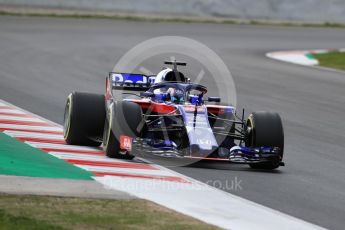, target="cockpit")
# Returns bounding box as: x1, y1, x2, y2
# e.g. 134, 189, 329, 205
150, 83, 207, 105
